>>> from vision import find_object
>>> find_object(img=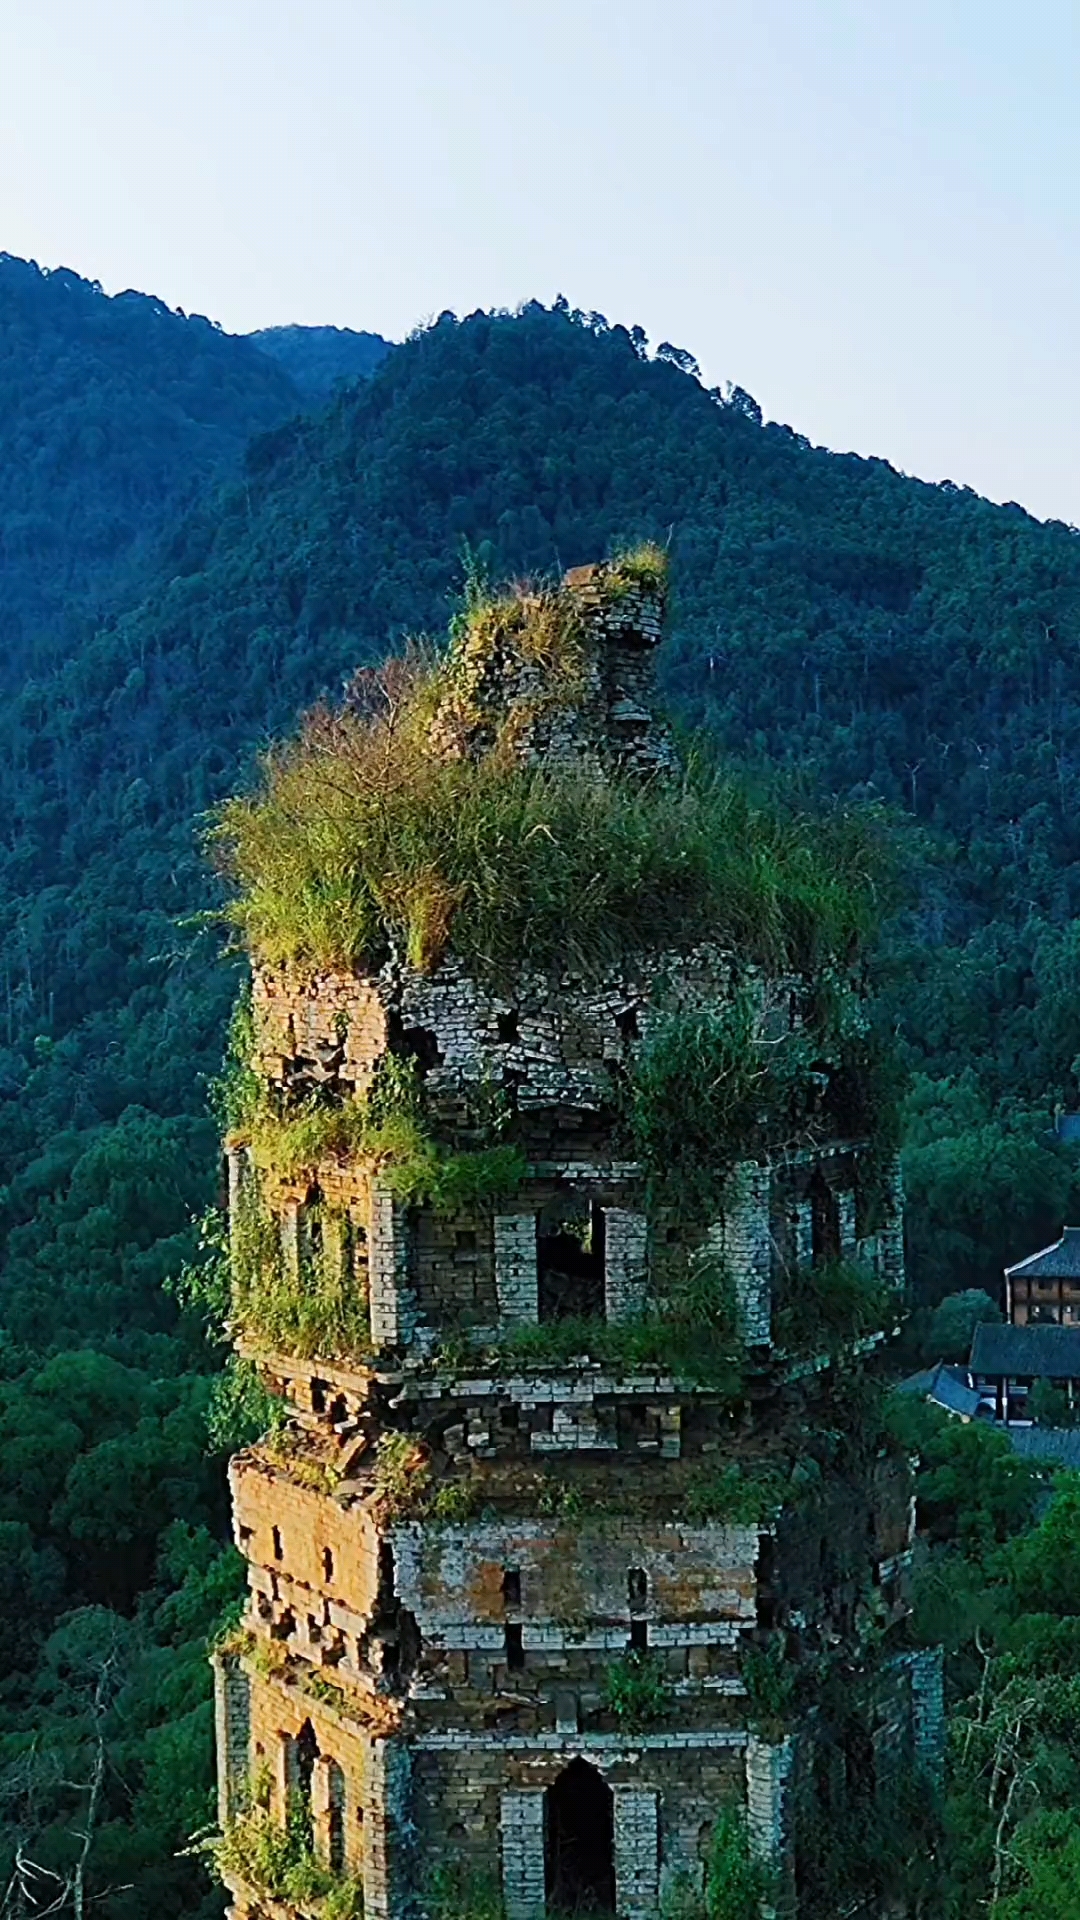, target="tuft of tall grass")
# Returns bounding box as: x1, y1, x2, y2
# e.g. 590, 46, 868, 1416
215, 645, 883, 983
